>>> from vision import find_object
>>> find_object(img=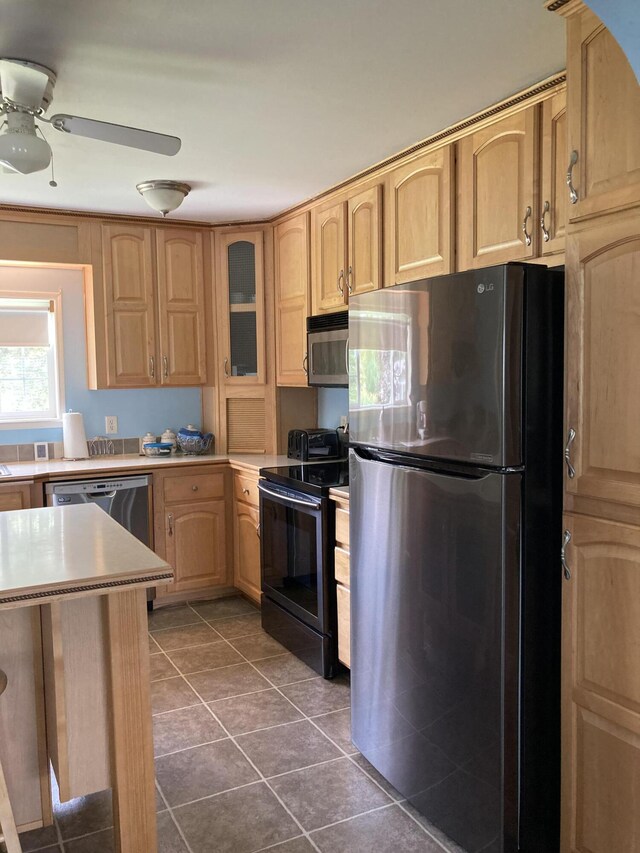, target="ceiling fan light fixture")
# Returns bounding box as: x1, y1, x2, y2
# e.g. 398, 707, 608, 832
136, 180, 191, 217
0, 111, 51, 174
